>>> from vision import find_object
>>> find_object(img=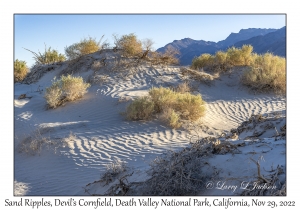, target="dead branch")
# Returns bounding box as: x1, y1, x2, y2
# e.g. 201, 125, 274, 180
250, 157, 270, 184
